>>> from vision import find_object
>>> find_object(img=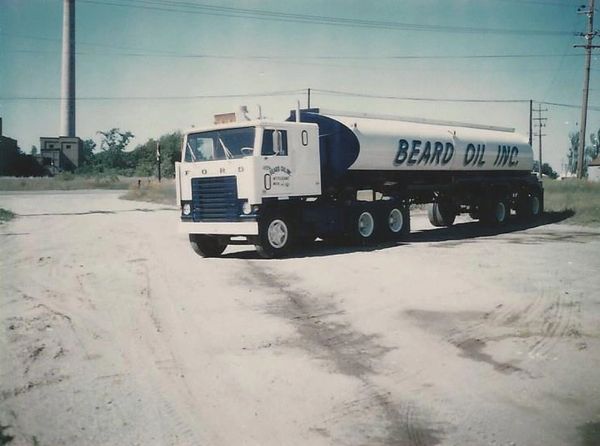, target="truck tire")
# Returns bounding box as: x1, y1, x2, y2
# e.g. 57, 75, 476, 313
481, 198, 509, 226
256, 212, 294, 258
349, 207, 377, 245
384, 204, 410, 240
516, 188, 543, 220
189, 234, 227, 258
427, 202, 456, 227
